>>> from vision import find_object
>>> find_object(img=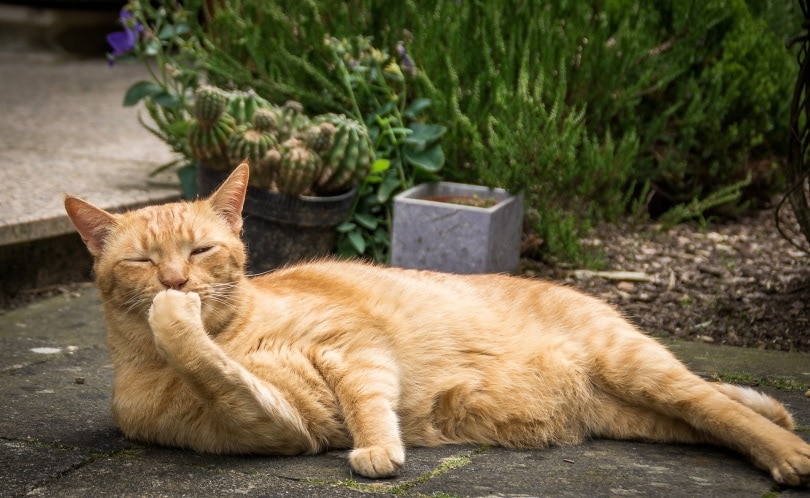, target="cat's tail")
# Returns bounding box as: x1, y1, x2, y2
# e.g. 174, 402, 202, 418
713, 383, 795, 431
